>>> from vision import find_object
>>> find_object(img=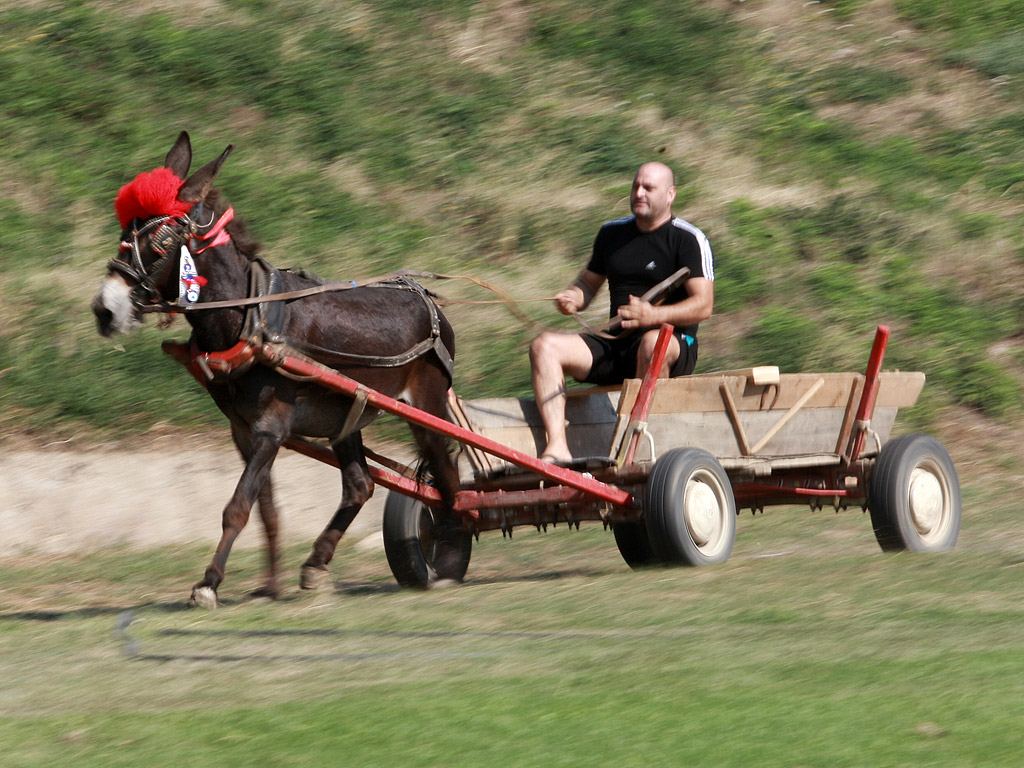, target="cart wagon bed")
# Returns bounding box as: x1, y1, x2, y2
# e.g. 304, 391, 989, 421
452, 368, 925, 479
